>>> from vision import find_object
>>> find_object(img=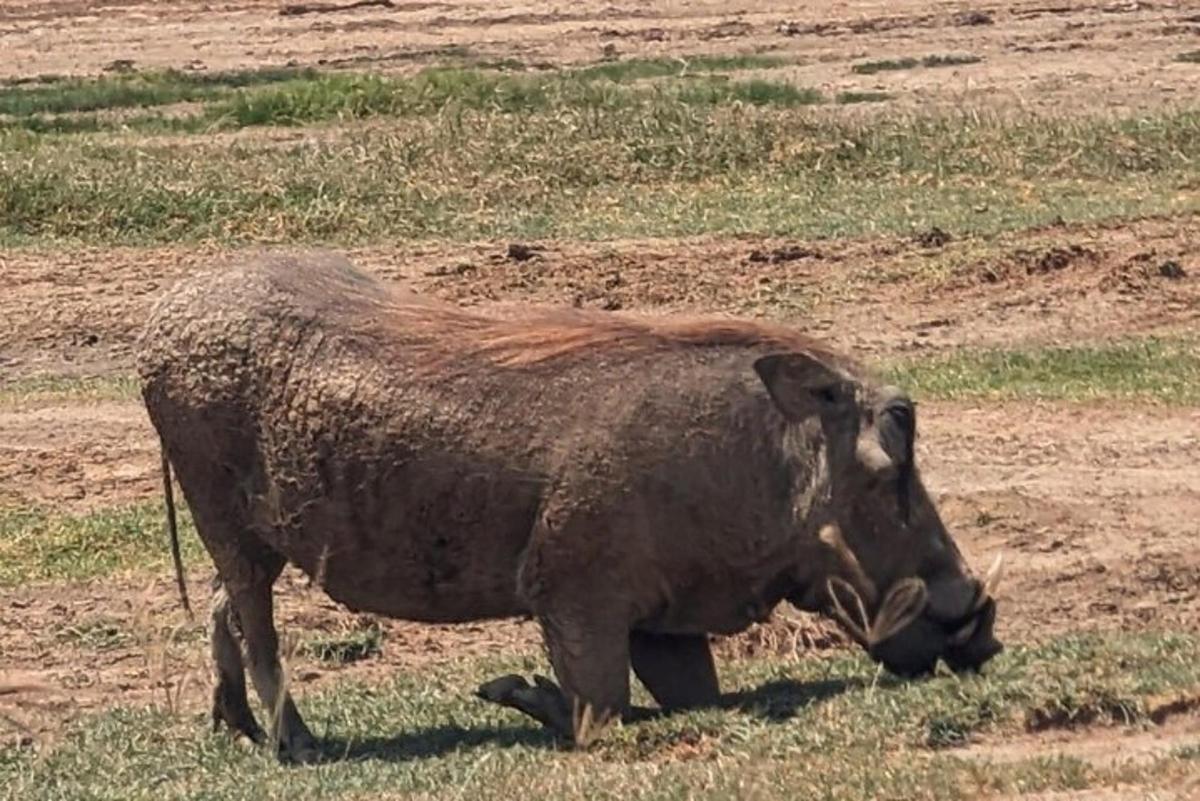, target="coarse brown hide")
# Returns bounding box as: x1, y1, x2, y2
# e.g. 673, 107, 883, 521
137, 252, 1000, 756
